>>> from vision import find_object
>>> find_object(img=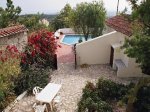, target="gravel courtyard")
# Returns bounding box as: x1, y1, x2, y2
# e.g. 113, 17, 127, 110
51, 63, 132, 112
8, 35, 135, 112
9, 62, 134, 112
